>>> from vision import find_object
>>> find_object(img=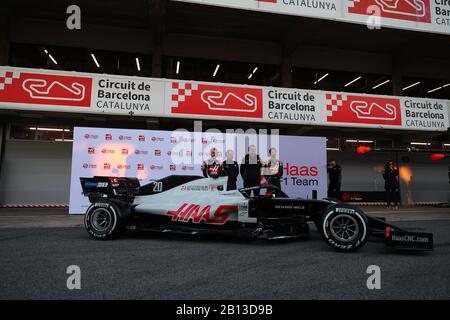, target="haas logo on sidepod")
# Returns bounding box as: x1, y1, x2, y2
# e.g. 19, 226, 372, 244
167, 203, 236, 225
326, 93, 401, 126
348, 0, 431, 23
0, 69, 92, 107
170, 82, 263, 118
